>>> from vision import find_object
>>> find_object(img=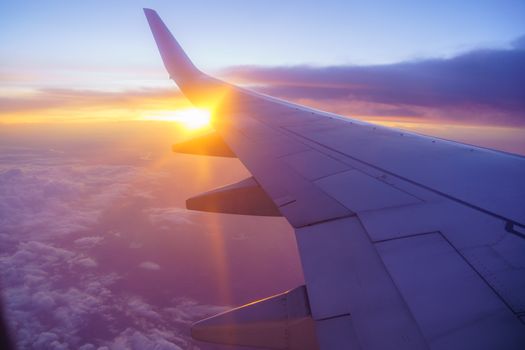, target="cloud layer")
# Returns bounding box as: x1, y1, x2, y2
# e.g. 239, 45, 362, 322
0, 126, 304, 349
0, 146, 229, 349
225, 36, 525, 126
